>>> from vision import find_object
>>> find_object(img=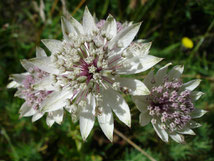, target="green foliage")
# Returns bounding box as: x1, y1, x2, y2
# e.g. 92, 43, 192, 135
121, 148, 161, 161
0, 0, 214, 160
